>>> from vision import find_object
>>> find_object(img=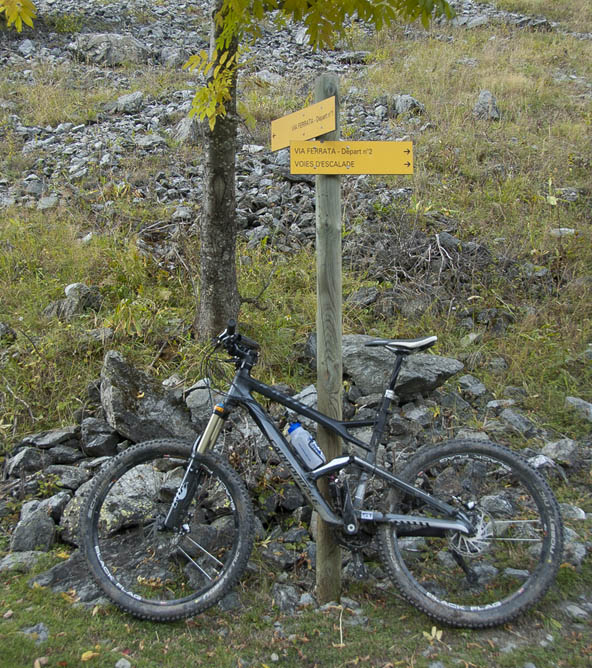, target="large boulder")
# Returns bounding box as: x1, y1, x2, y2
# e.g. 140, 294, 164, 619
100, 351, 197, 443
342, 335, 463, 398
